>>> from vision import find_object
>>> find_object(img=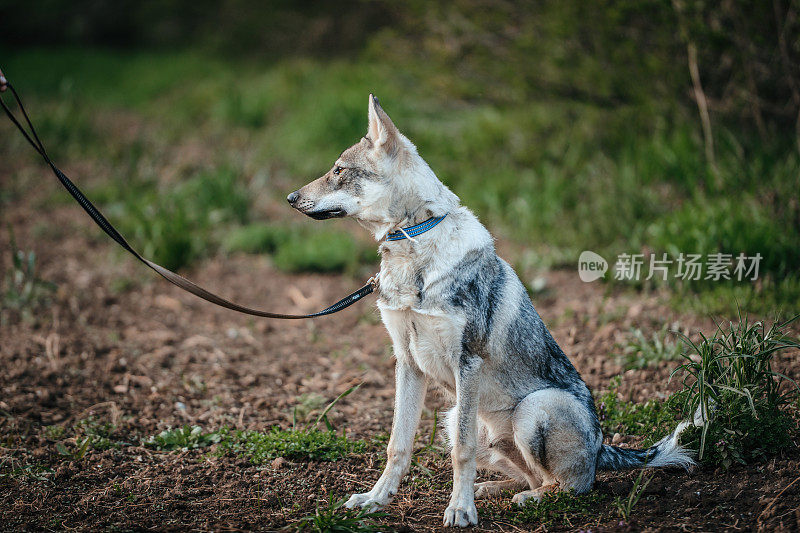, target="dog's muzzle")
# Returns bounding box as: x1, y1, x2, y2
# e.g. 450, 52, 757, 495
287, 191, 346, 219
